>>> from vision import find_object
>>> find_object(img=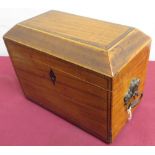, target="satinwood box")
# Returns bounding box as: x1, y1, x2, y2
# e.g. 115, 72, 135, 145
3, 11, 151, 143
